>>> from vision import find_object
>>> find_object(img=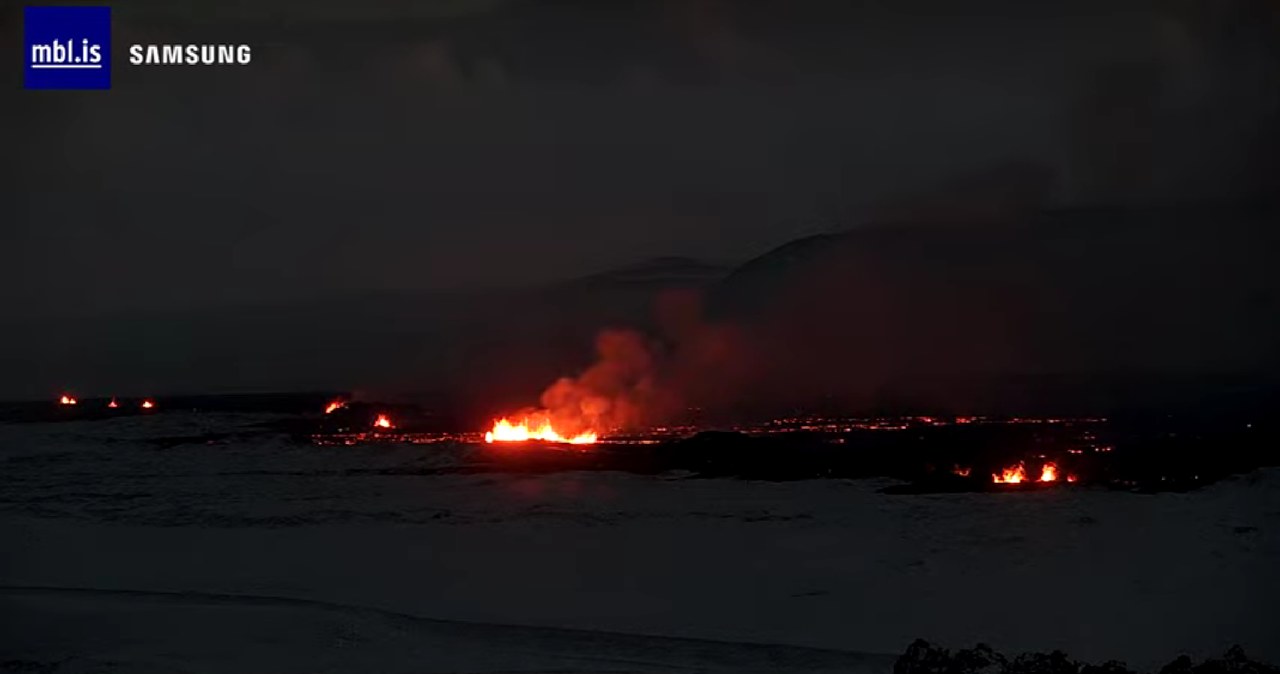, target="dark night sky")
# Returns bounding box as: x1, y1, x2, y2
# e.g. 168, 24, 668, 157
2, 0, 1278, 400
